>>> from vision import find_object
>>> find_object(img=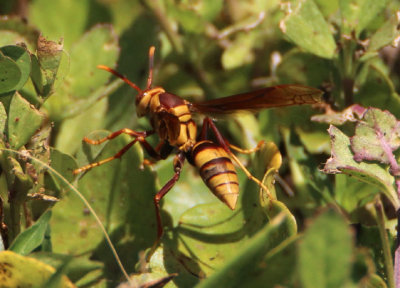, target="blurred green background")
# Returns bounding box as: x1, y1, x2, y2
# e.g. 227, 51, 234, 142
1, 0, 400, 287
